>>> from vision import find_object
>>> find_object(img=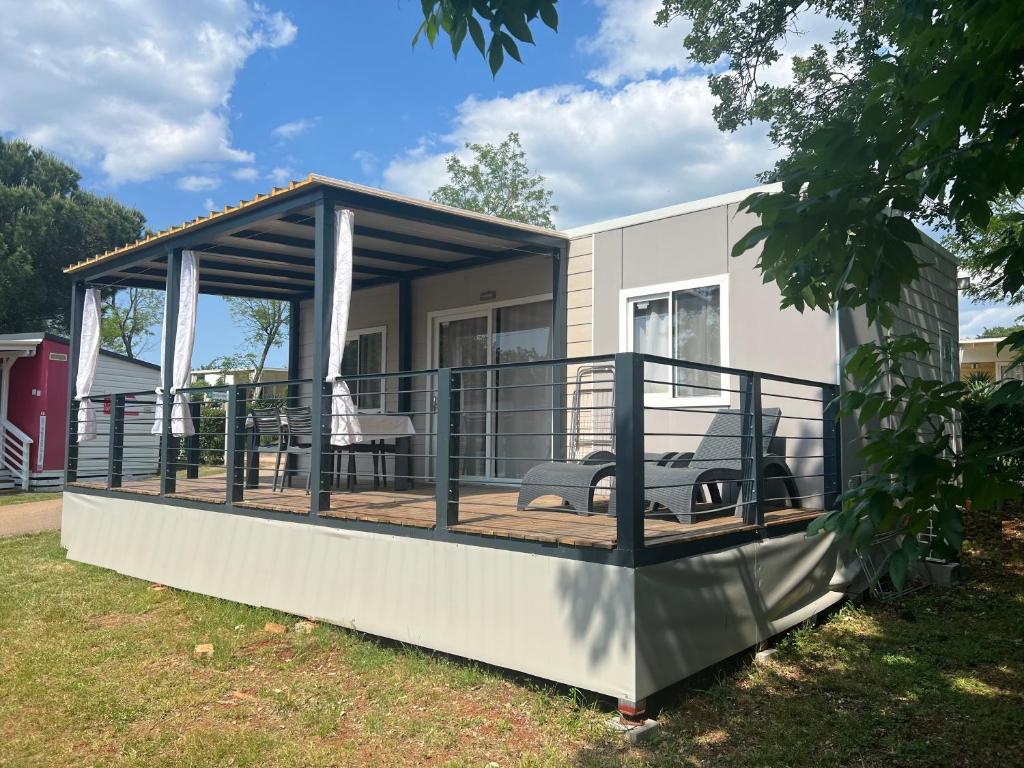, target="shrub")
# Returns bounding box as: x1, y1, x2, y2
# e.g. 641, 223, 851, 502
962, 388, 1024, 486
197, 403, 226, 466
